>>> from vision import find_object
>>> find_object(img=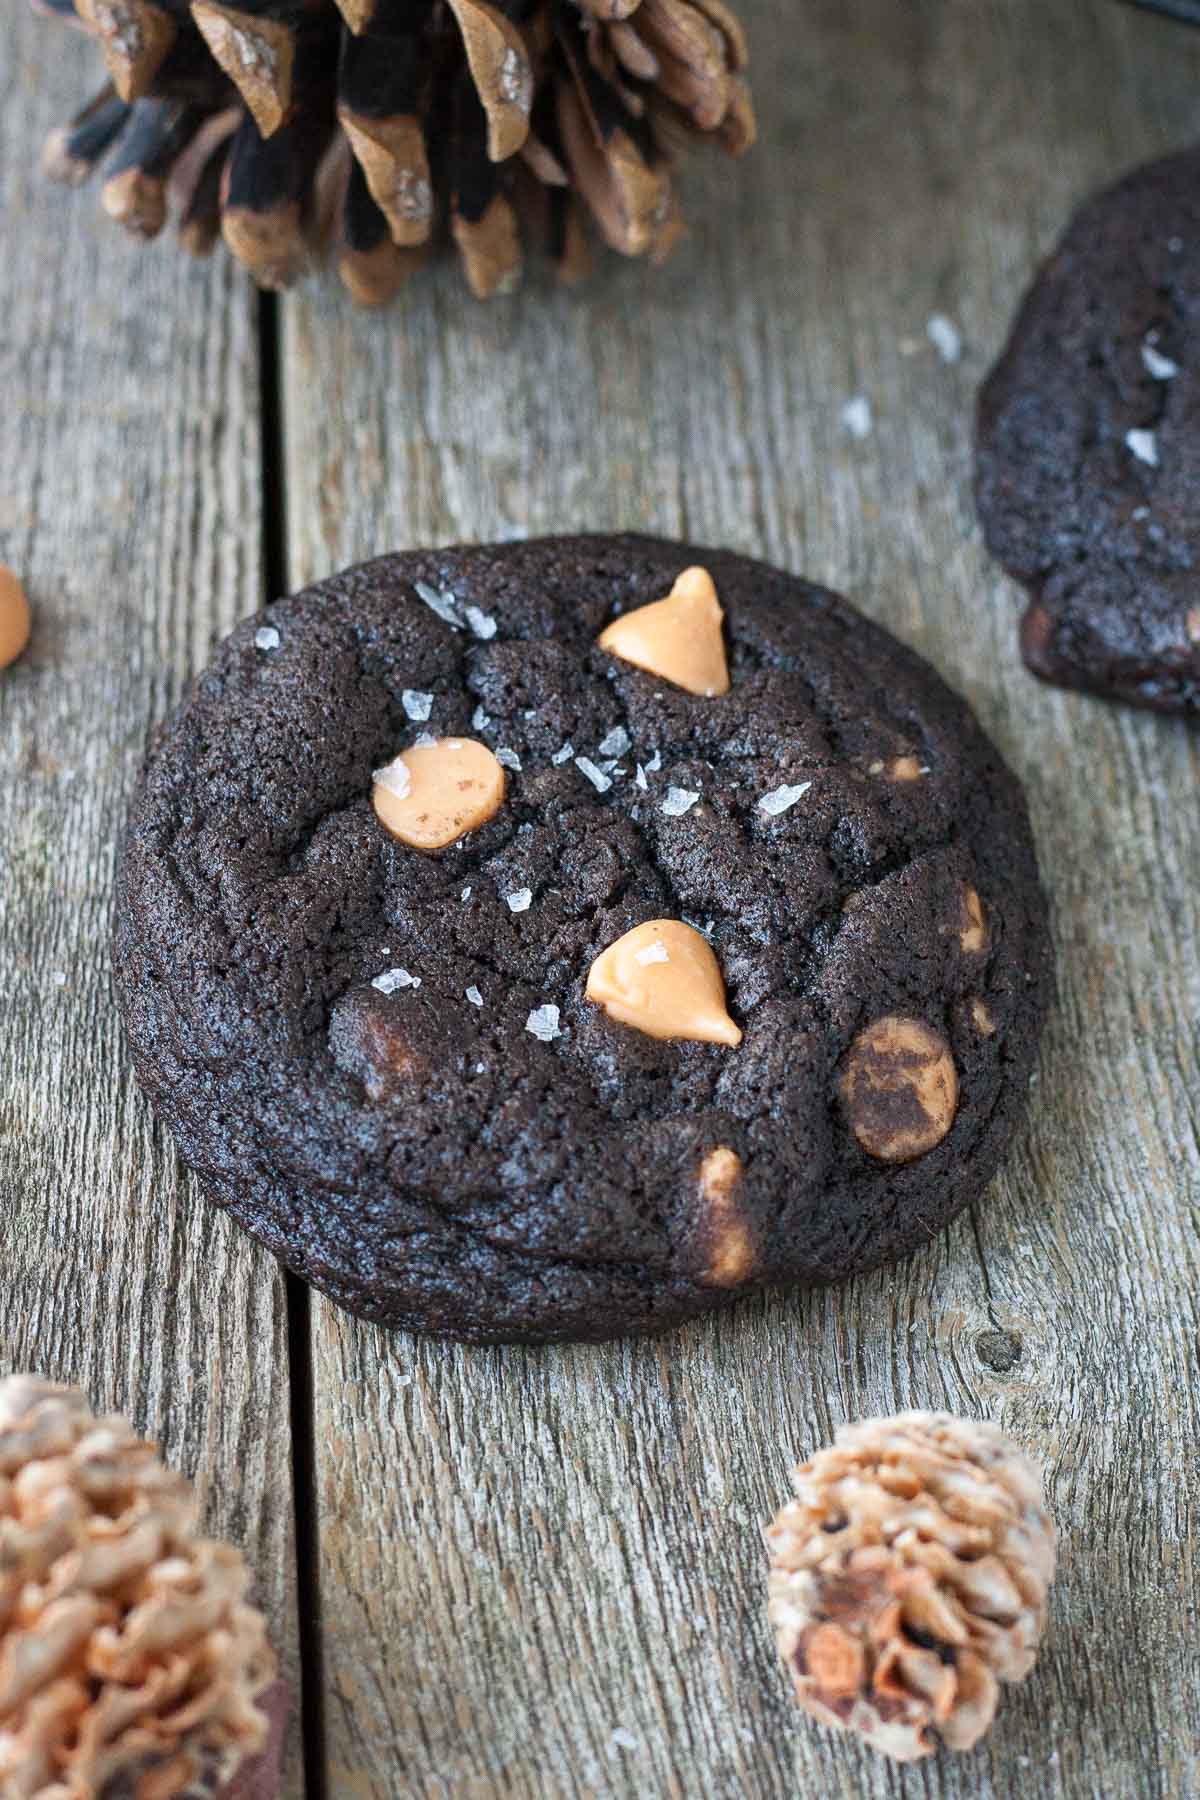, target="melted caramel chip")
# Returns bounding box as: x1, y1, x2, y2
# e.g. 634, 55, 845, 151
839, 1016, 958, 1163
373, 737, 506, 851
959, 886, 988, 955
698, 1147, 756, 1287
0, 567, 31, 671
586, 920, 742, 1046
597, 567, 731, 697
